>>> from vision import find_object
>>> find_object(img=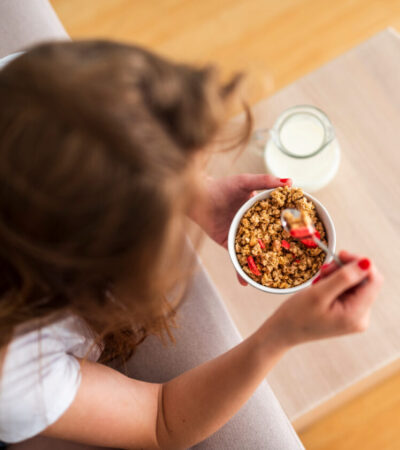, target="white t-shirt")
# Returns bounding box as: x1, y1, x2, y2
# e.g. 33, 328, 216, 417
0, 315, 101, 443
0, 53, 100, 444
0, 52, 23, 69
